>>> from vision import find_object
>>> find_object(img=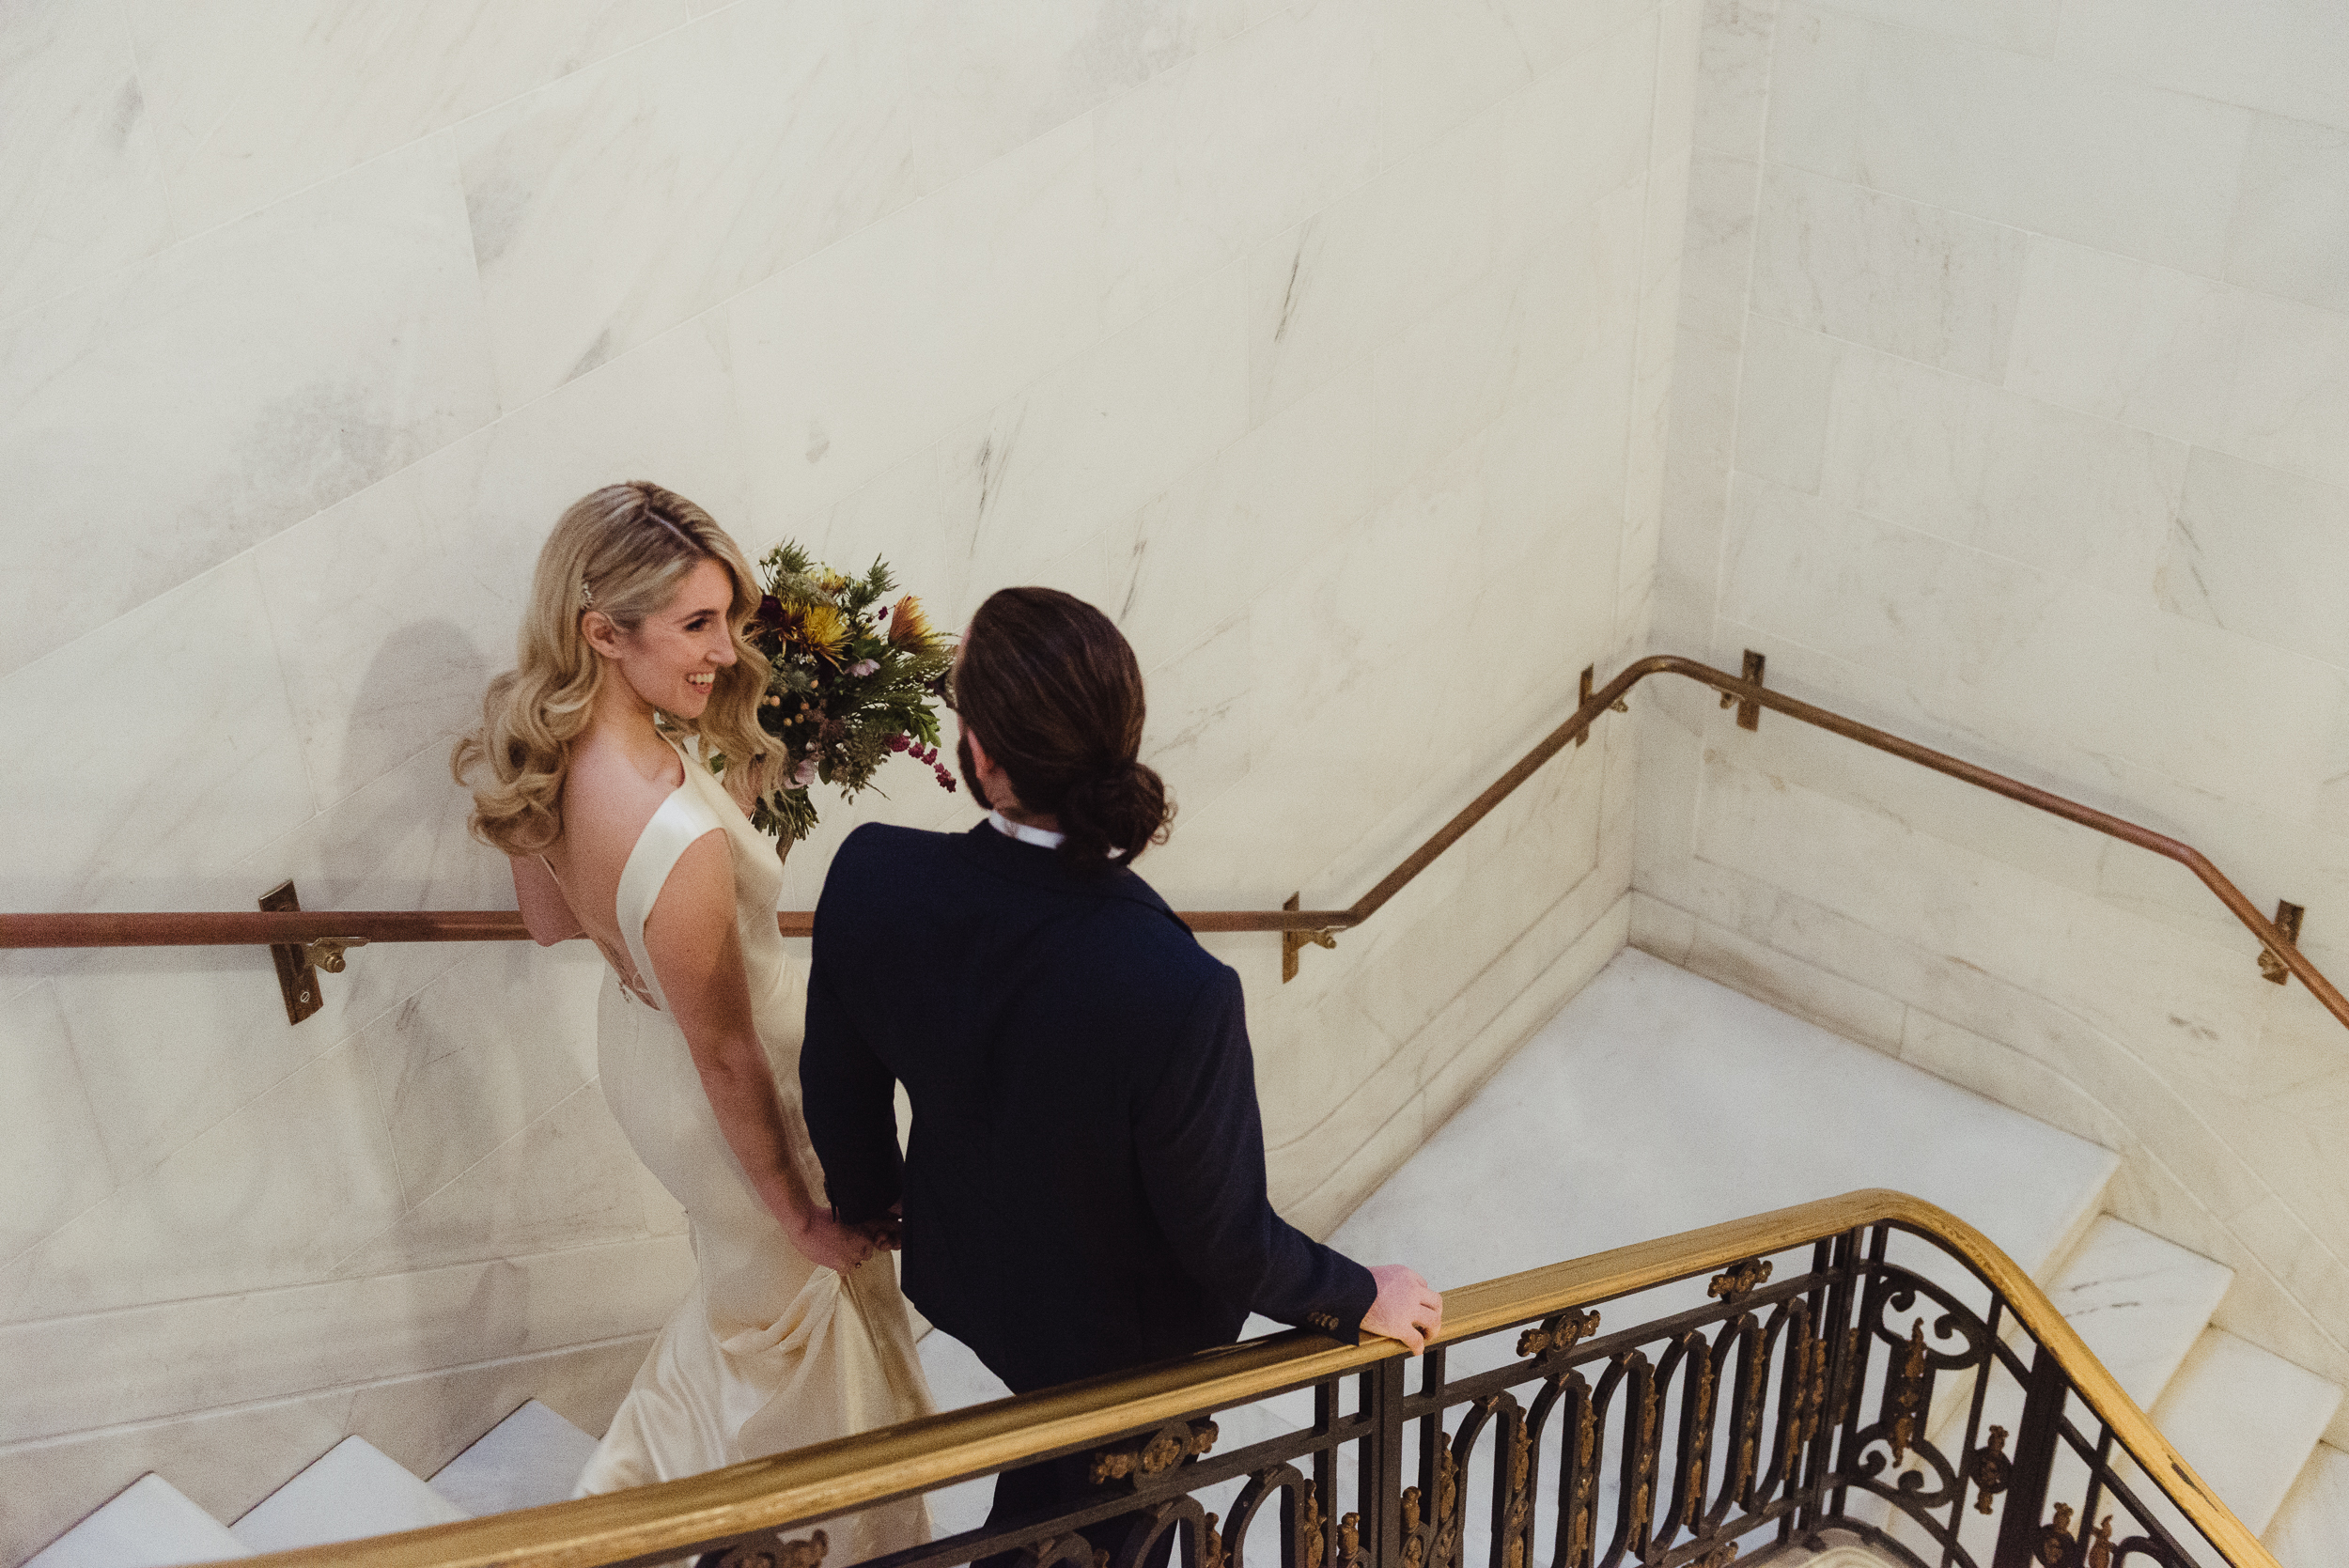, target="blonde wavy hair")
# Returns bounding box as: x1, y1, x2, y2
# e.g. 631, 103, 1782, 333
452, 482, 773, 856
